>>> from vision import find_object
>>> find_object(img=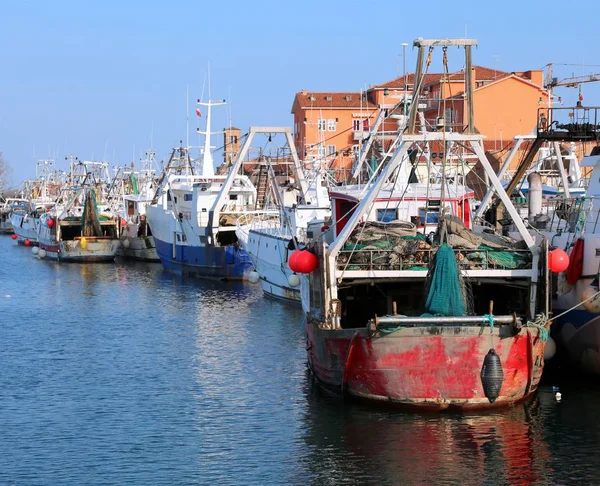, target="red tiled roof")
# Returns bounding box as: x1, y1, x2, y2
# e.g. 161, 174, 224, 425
375, 65, 513, 90
293, 91, 377, 109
